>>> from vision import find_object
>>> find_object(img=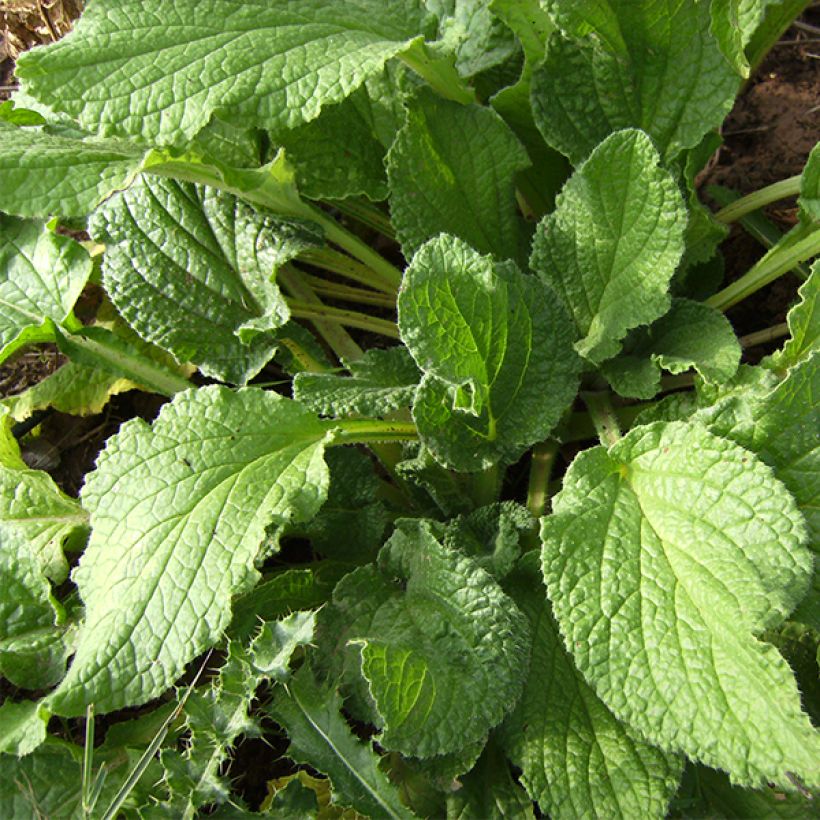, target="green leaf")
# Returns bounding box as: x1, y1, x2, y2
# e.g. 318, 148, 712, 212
193, 118, 263, 170
249, 610, 317, 680
0, 216, 92, 364
0, 100, 46, 126
530, 129, 687, 365
268, 667, 414, 820
799, 143, 820, 224
0, 700, 50, 756
501, 555, 682, 819
295, 347, 420, 418
531, 0, 740, 164
541, 421, 819, 789
445, 739, 534, 819
271, 88, 389, 201
602, 299, 742, 400
0, 122, 145, 217
387, 89, 531, 264
399, 235, 580, 471
48, 387, 330, 716
320, 519, 530, 757
301, 448, 390, 565
16, 0, 432, 147
91, 176, 318, 384
0, 620, 77, 691
768, 262, 818, 372
710, 0, 780, 78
